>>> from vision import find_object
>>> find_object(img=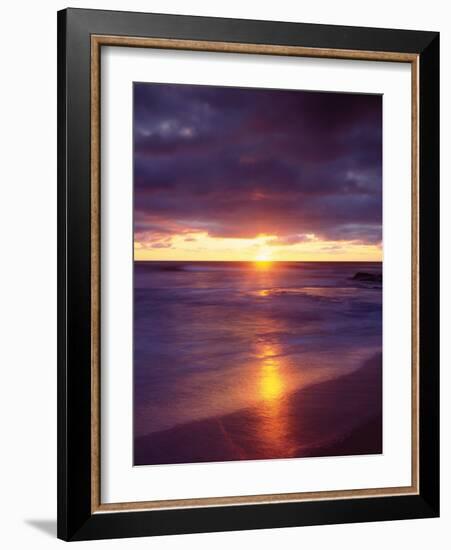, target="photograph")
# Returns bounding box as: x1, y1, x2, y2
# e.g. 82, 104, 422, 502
132, 82, 383, 466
